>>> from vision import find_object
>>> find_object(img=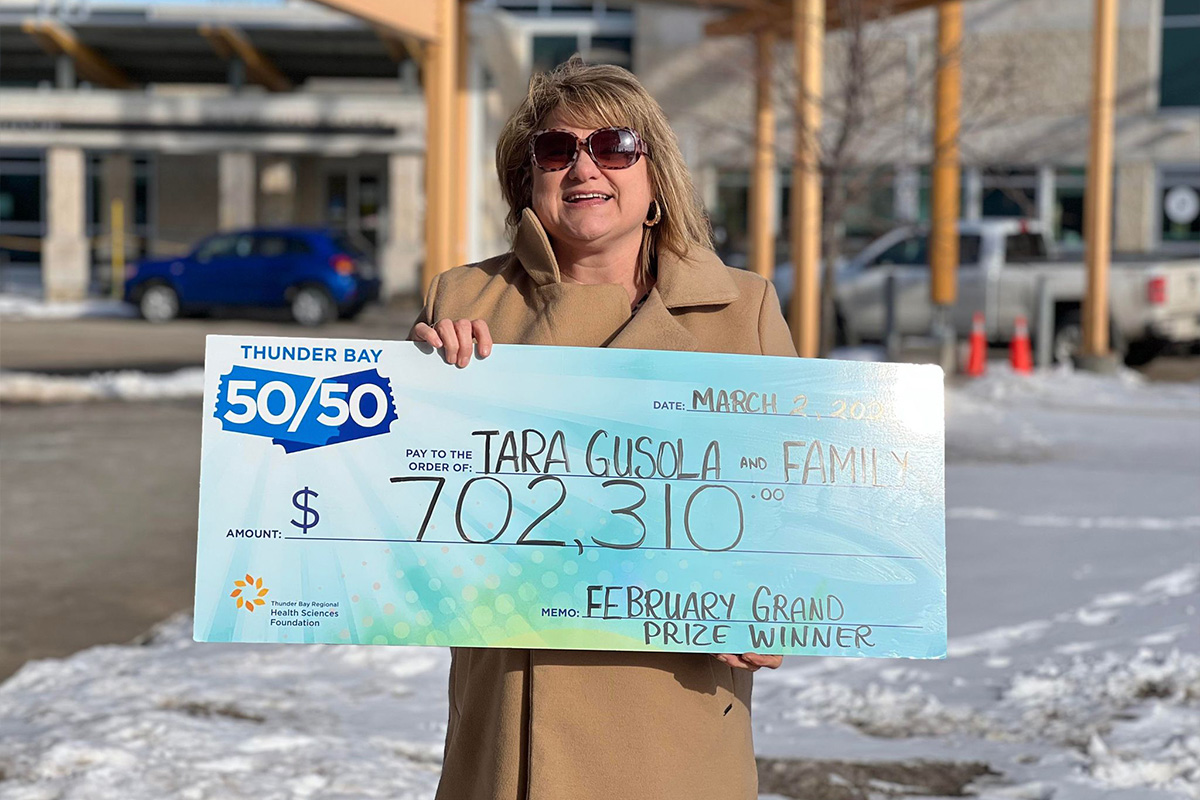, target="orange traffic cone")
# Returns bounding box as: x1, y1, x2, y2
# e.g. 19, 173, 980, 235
1010, 315, 1033, 374
965, 311, 987, 377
